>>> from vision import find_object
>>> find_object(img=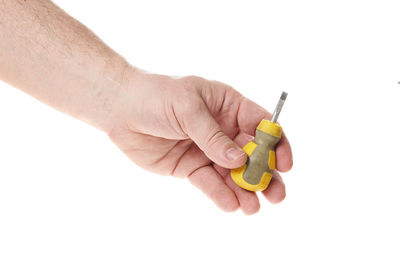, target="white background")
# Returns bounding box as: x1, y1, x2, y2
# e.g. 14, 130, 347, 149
1, 0, 400, 266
